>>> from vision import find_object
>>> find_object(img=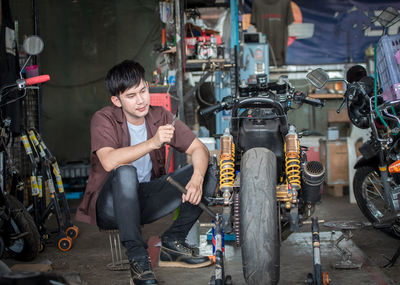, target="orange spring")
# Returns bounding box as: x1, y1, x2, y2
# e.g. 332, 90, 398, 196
219, 143, 235, 188
285, 141, 301, 189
